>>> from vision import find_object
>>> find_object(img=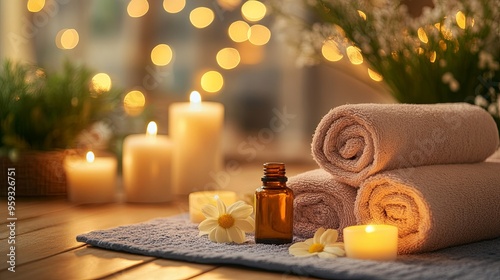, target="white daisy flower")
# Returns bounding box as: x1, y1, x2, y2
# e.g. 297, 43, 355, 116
198, 199, 254, 243
289, 227, 345, 258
